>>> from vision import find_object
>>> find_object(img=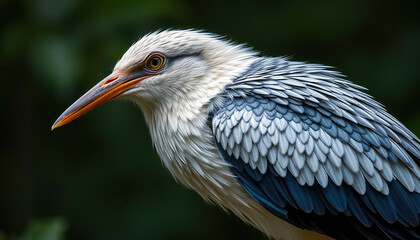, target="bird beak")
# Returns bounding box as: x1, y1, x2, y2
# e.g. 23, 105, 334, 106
51, 70, 152, 130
